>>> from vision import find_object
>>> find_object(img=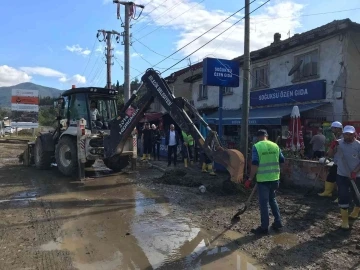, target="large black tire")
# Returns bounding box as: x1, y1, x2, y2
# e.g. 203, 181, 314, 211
85, 160, 96, 167
103, 155, 130, 172
34, 136, 52, 170
55, 136, 78, 176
